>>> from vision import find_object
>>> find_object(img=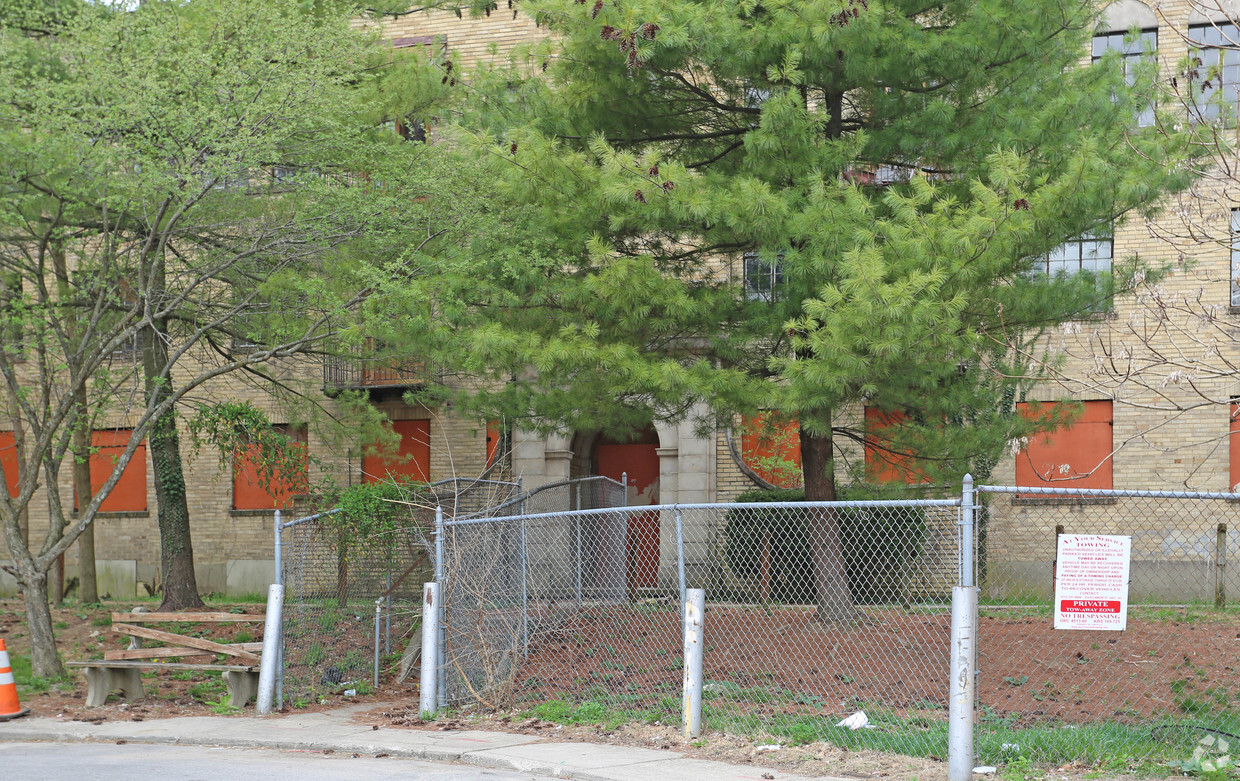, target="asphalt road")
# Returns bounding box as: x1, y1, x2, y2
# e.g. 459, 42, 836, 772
0, 742, 559, 781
